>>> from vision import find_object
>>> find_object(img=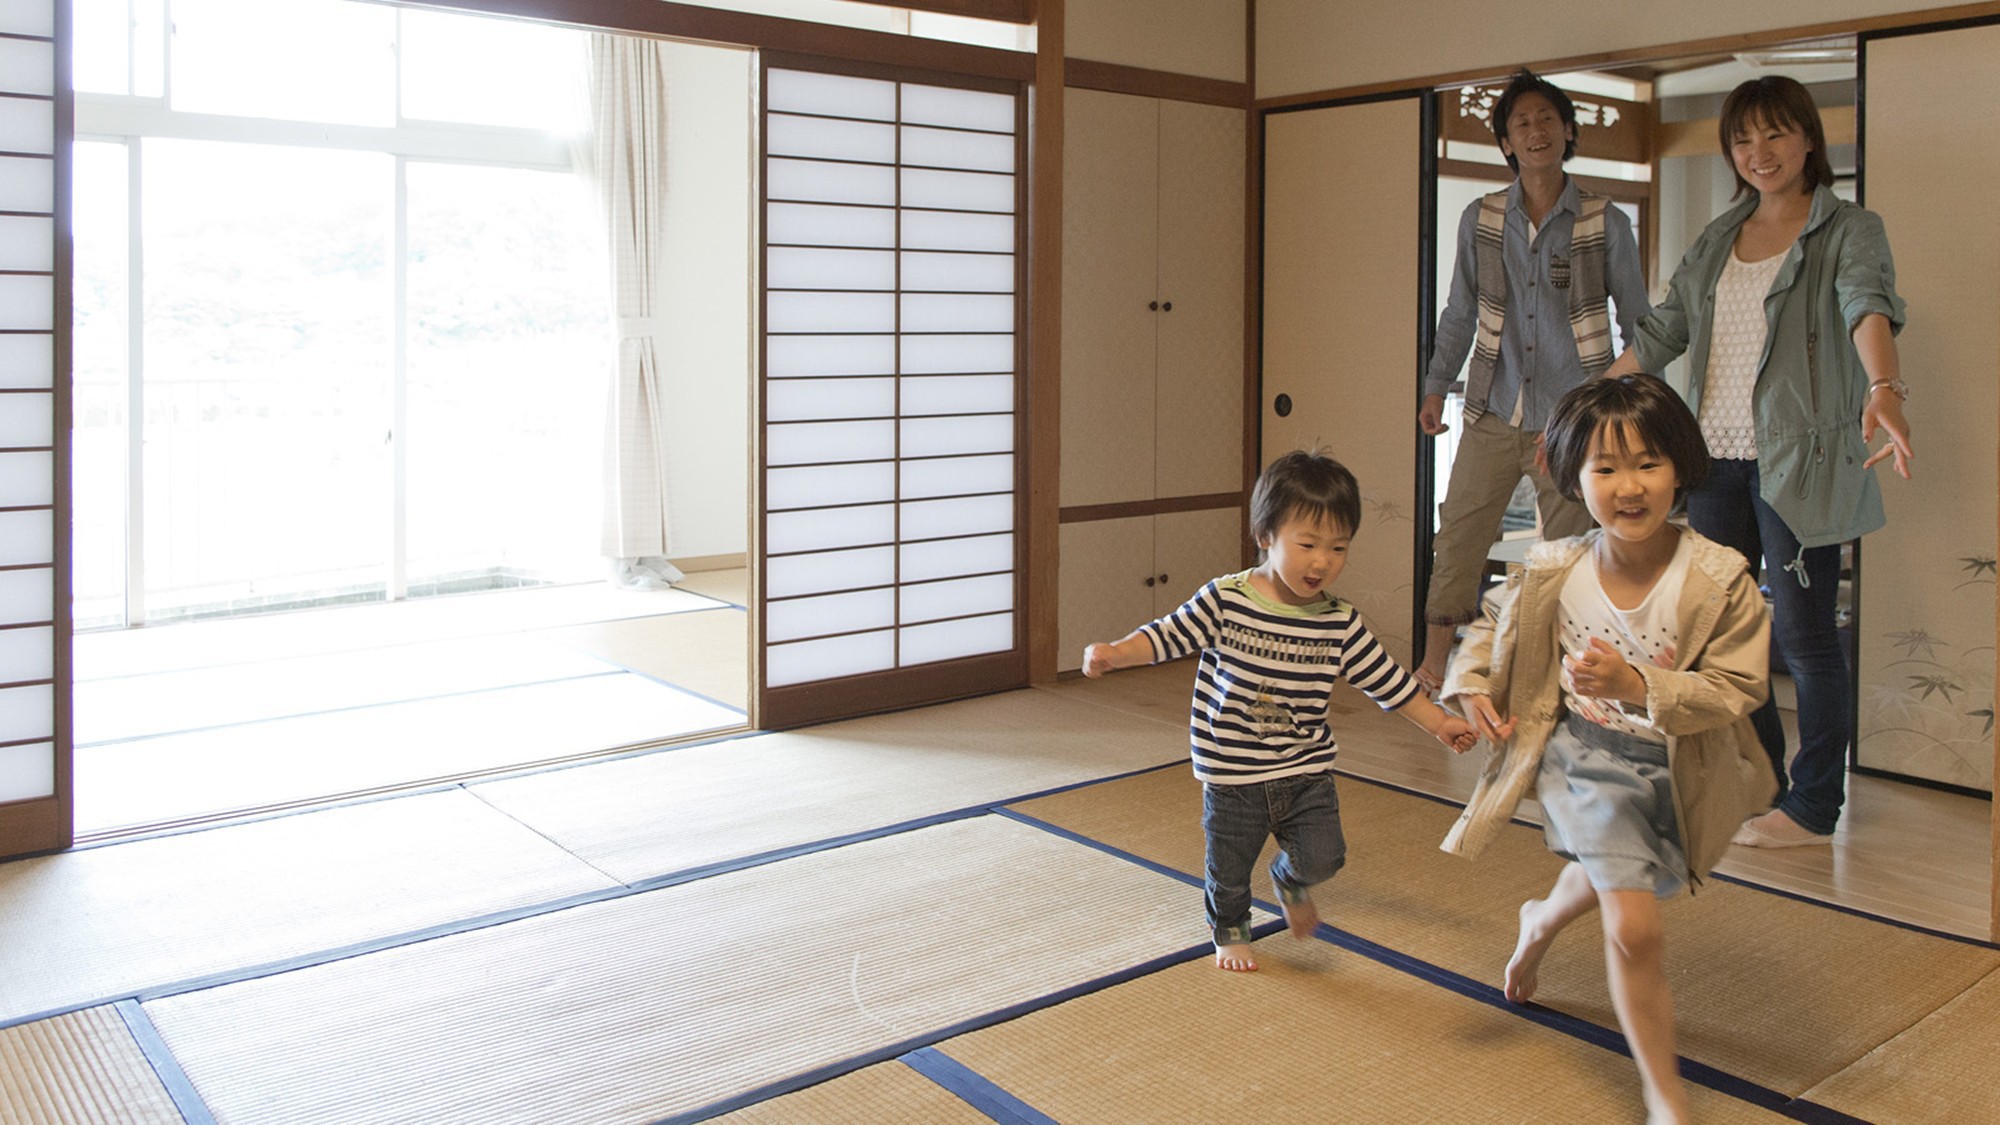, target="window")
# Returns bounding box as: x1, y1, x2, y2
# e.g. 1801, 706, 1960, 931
70, 0, 609, 627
